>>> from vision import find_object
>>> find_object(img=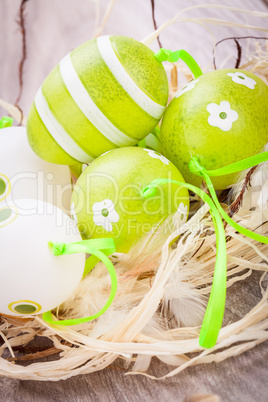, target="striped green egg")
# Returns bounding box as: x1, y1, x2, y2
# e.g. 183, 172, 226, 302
27, 35, 169, 165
